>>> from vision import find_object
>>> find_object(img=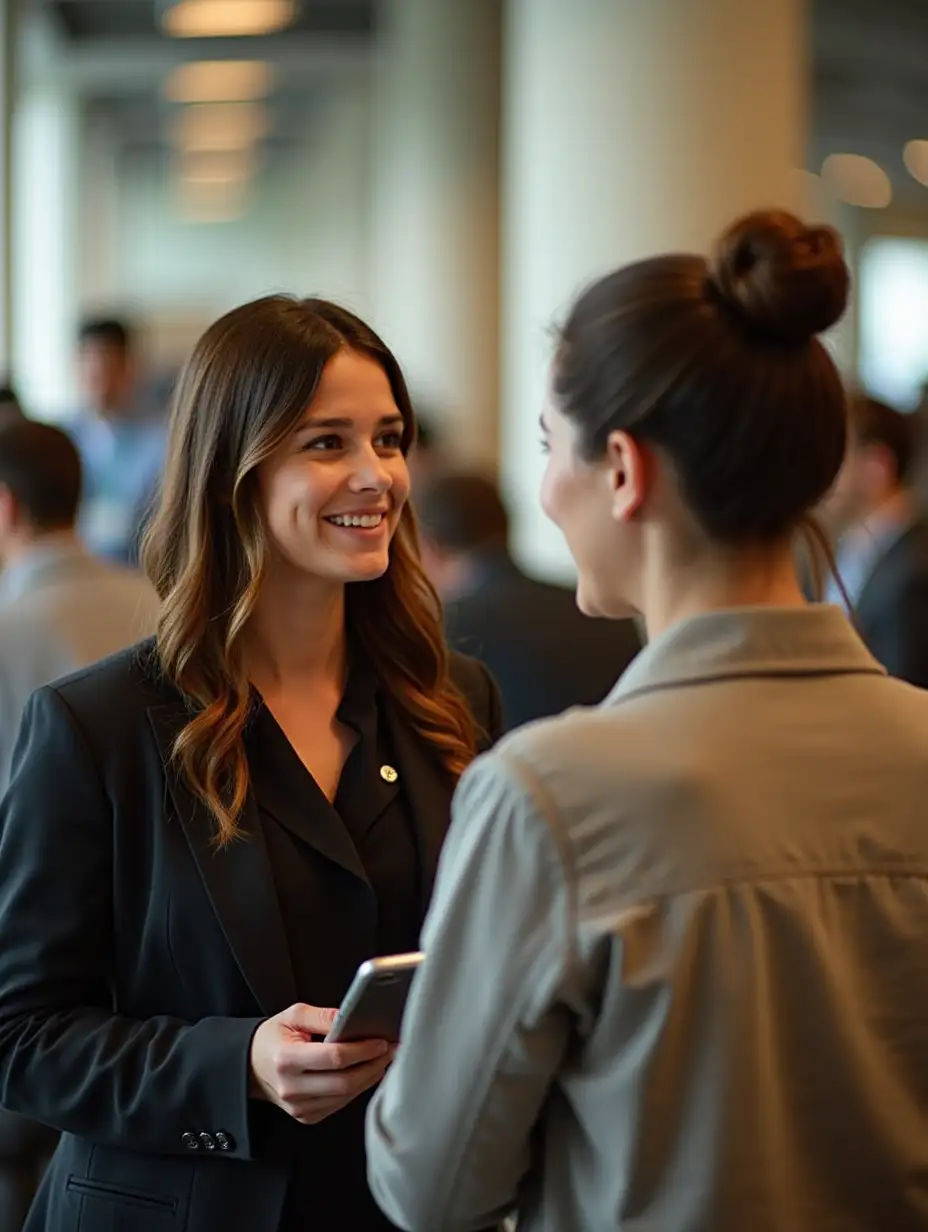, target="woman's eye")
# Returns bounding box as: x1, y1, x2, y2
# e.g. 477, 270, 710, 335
539, 437, 551, 454
378, 431, 404, 450
303, 435, 342, 452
